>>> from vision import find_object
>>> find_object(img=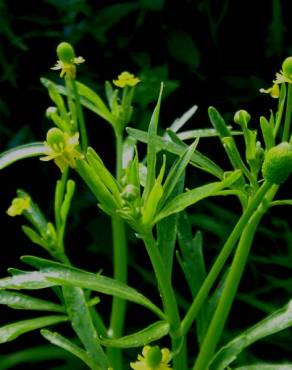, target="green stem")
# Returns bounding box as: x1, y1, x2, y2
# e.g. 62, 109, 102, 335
282, 83, 292, 141
193, 184, 278, 370
54, 168, 68, 240
181, 181, 272, 337
72, 79, 88, 150
53, 176, 107, 370
142, 229, 186, 370
107, 132, 127, 370
65, 76, 77, 132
